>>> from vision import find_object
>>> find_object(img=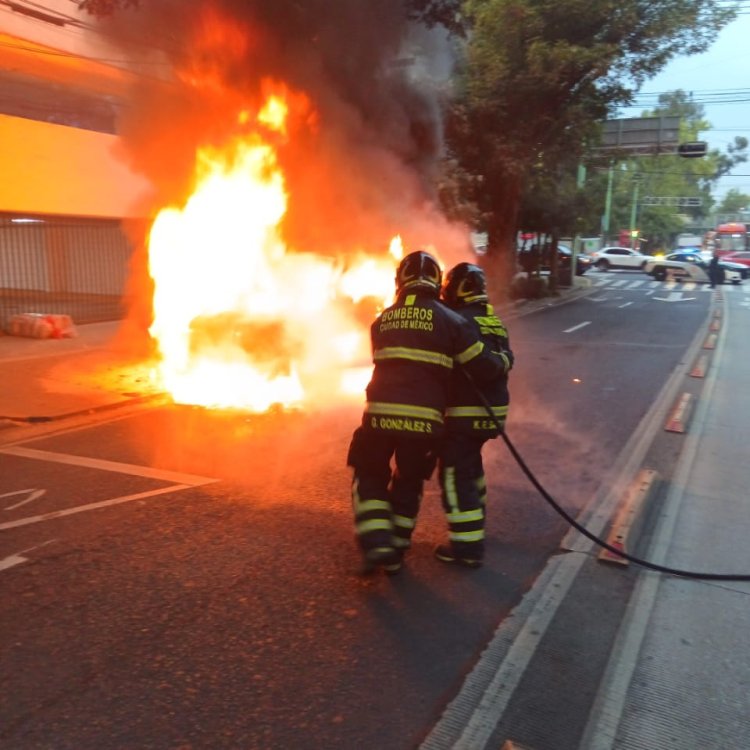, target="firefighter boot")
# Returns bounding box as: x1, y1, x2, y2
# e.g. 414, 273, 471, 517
382, 548, 404, 576
434, 544, 483, 569
361, 546, 402, 576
